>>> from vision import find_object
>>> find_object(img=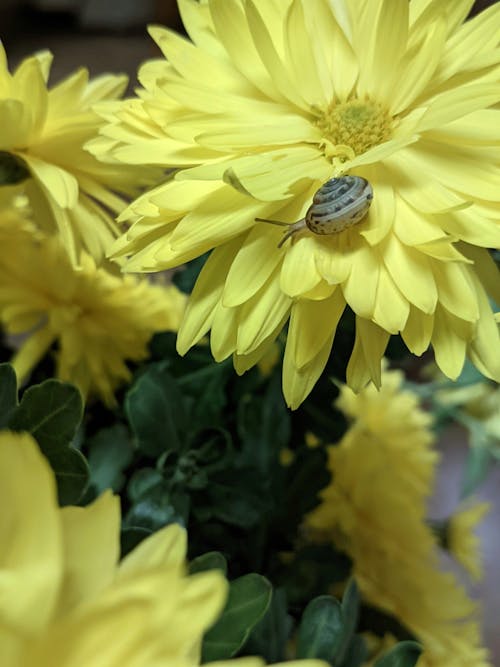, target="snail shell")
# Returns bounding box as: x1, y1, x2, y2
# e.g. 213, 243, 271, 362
256, 175, 373, 248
